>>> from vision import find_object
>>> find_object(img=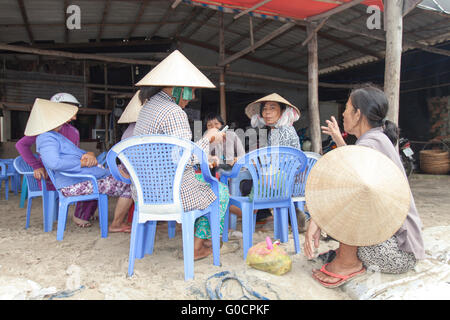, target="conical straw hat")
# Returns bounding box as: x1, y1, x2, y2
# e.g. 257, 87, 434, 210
305, 145, 411, 247
118, 90, 143, 124
136, 50, 215, 88
24, 98, 78, 136
245, 93, 300, 119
